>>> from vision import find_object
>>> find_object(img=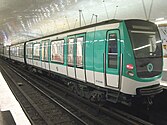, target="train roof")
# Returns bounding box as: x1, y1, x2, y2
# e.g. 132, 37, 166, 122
29, 19, 122, 41
10, 19, 152, 46
10, 19, 122, 46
